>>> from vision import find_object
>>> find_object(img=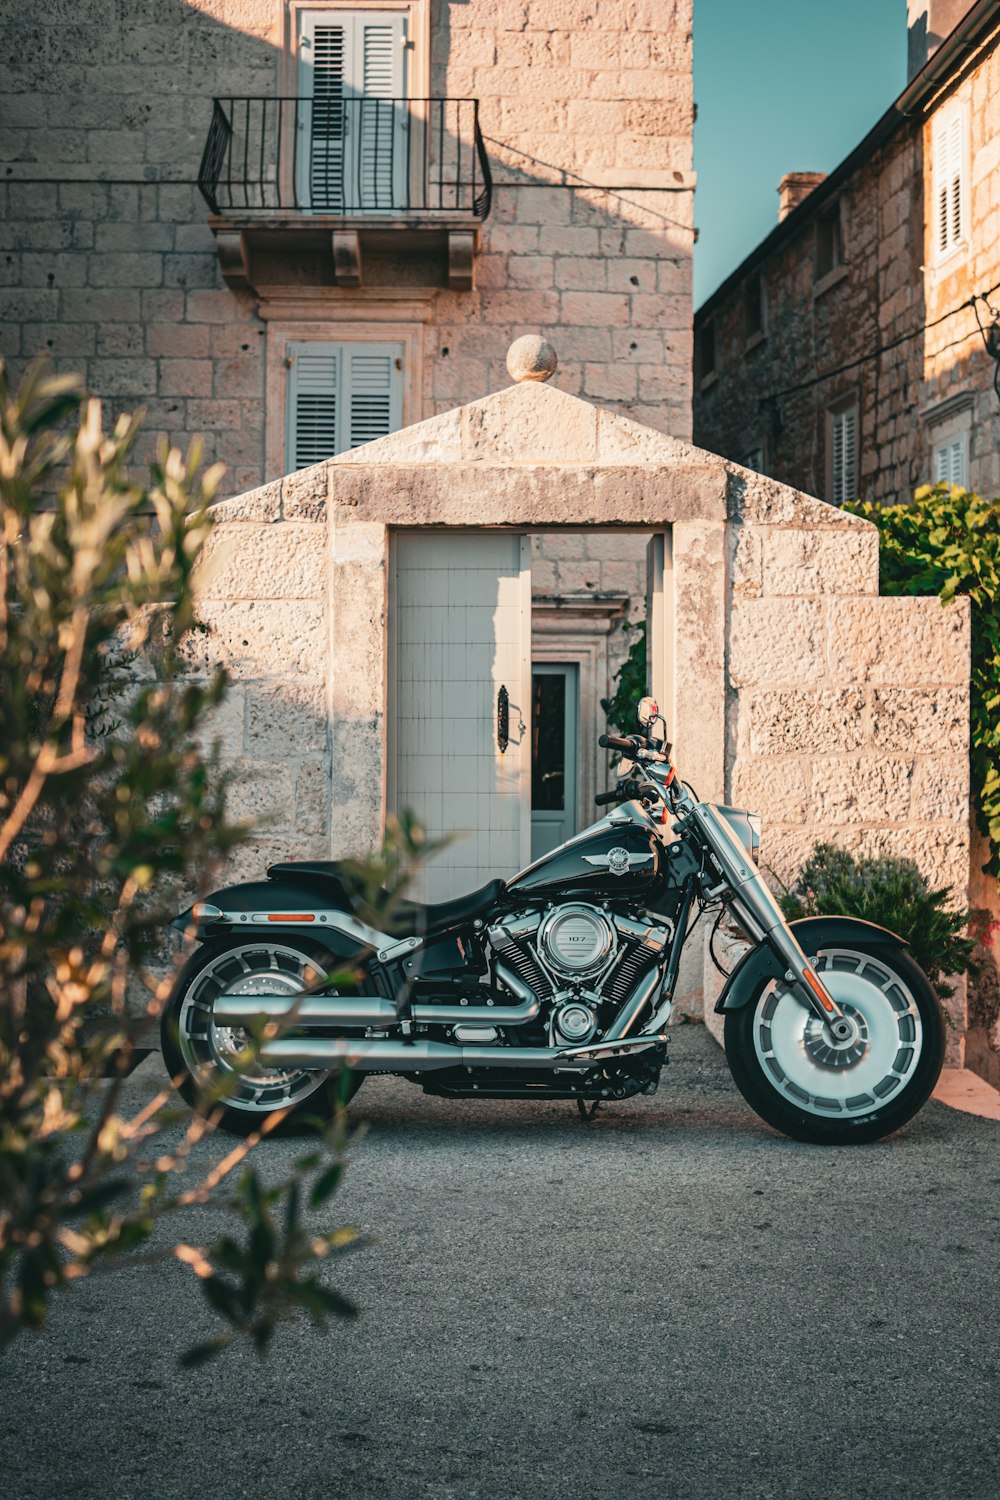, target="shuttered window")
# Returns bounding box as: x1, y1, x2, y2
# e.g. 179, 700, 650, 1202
286, 341, 403, 470
297, 9, 406, 212
933, 106, 965, 259
933, 435, 967, 488
830, 404, 858, 506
